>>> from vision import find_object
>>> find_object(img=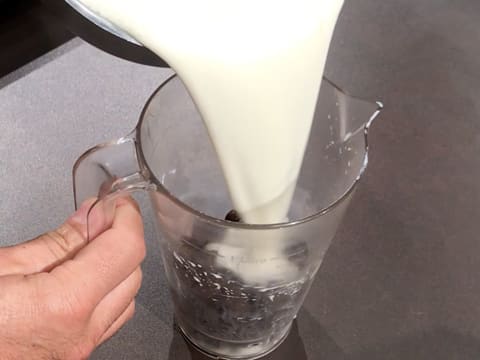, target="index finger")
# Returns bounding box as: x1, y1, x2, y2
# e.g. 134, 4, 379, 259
49, 197, 146, 310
